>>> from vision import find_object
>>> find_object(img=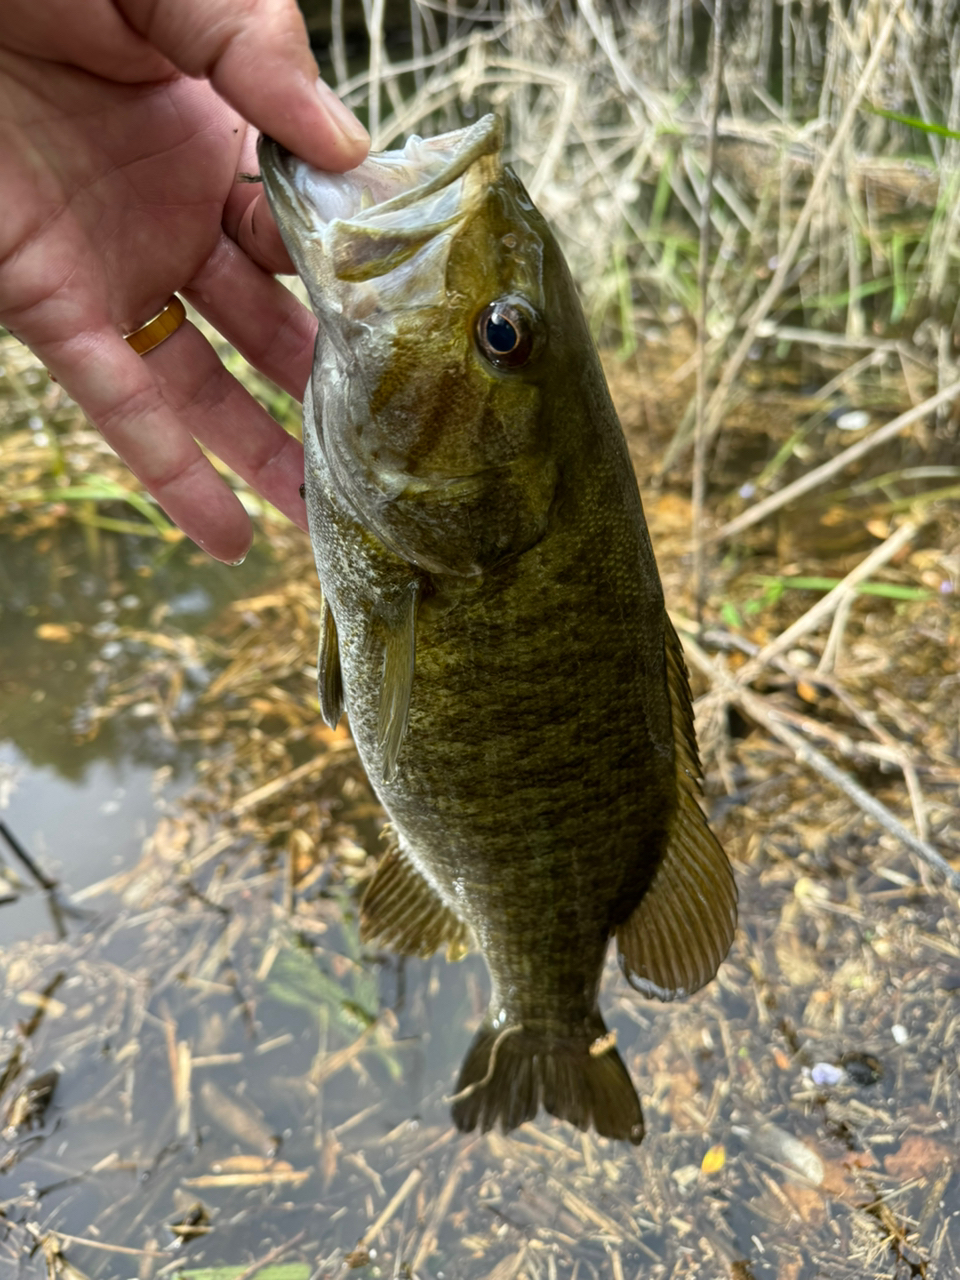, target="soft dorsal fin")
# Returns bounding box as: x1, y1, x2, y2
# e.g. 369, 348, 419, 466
616, 618, 737, 1001
376, 581, 419, 782
317, 594, 344, 729
360, 840, 470, 960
